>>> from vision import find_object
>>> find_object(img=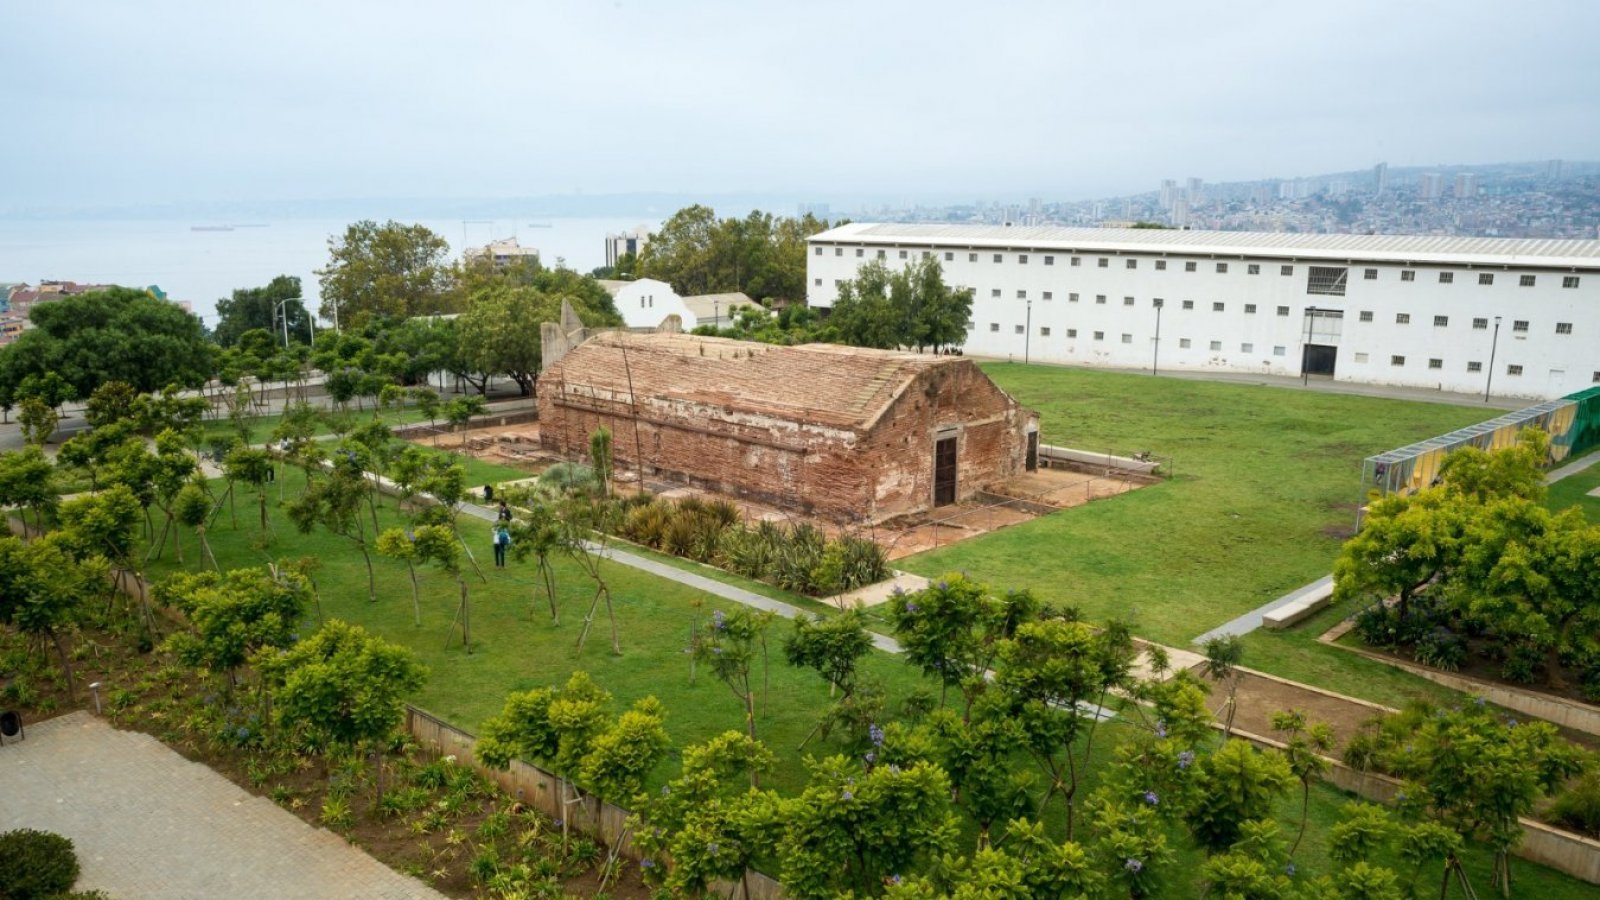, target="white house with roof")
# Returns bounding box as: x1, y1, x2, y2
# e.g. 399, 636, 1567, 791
806, 223, 1600, 399
597, 277, 699, 331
